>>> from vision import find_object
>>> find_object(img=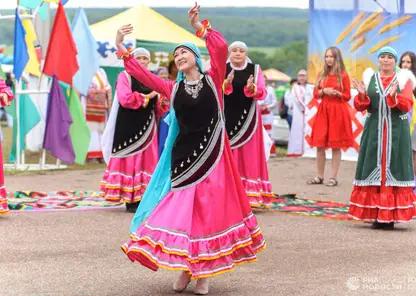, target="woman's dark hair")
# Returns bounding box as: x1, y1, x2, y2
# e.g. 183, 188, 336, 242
399, 51, 416, 97
168, 60, 177, 75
